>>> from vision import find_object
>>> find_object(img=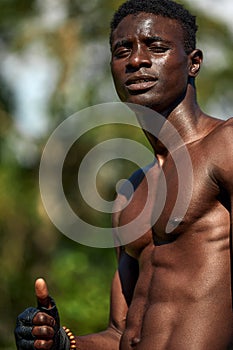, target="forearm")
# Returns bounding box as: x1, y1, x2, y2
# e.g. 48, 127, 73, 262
75, 326, 122, 350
